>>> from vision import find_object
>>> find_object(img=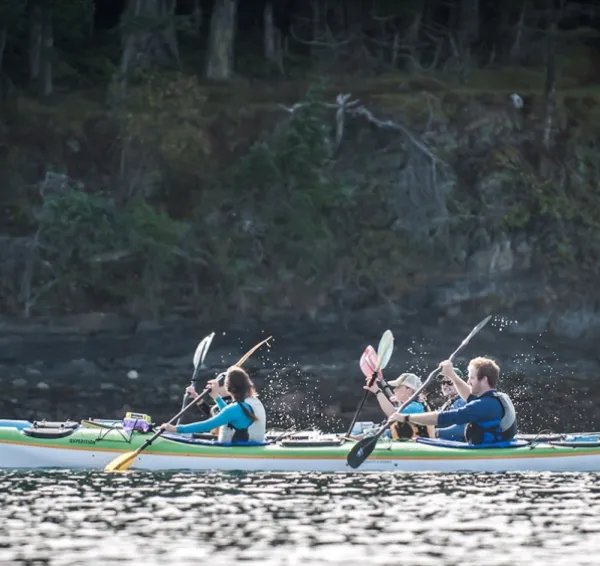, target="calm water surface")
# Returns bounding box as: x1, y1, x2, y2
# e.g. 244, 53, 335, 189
0, 471, 599, 566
